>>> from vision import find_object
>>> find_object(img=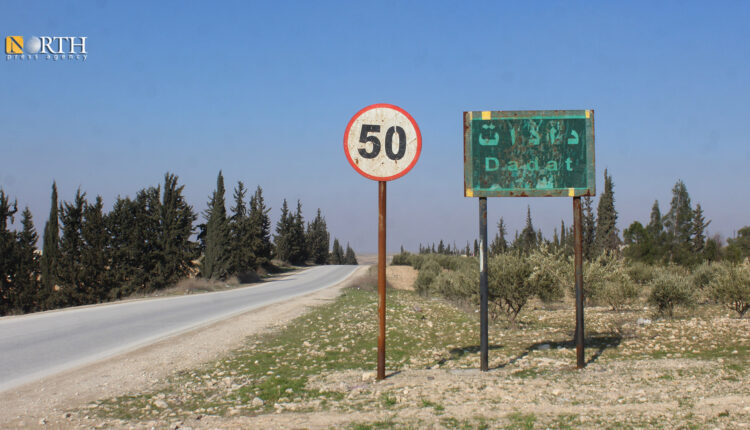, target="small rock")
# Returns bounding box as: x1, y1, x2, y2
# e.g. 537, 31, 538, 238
362, 371, 377, 381
637, 318, 651, 325
153, 399, 169, 409
39, 418, 47, 425
222, 377, 232, 386
251, 397, 264, 407
62, 412, 72, 419
538, 344, 551, 350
